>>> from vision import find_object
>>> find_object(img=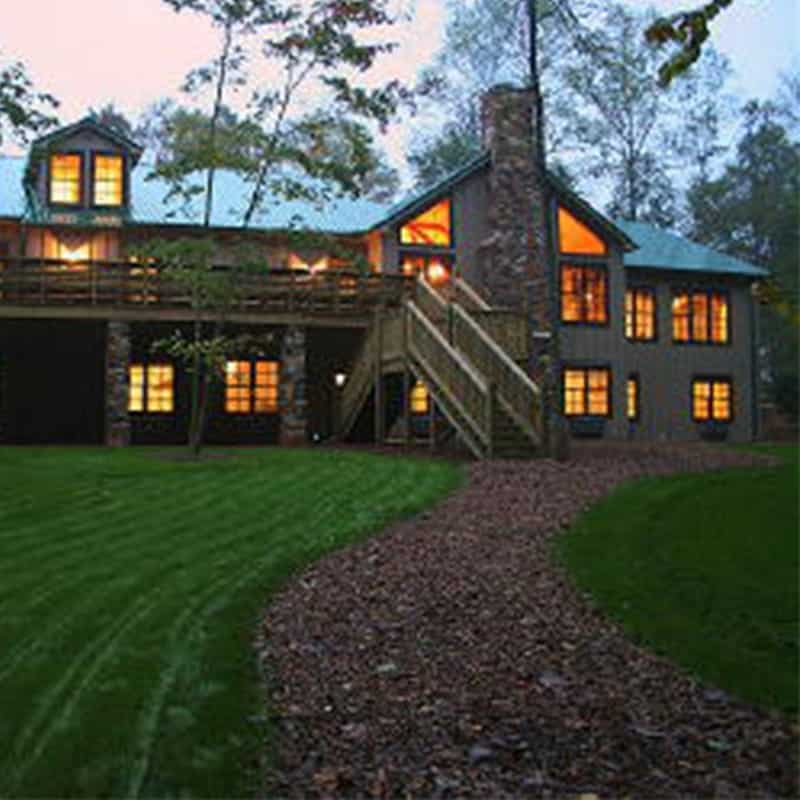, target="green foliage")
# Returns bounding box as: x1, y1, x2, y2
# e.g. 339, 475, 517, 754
0, 446, 462, 797
88, 103, 136, 141
0, 52, 59, 147
558, 444, 799, 714
687, 100, 799, 415
645, 0, 734, 87
409, 122, 482, 190
156, 0, 408, 226
134, 236, 271, 454
410, 0, 732, 224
